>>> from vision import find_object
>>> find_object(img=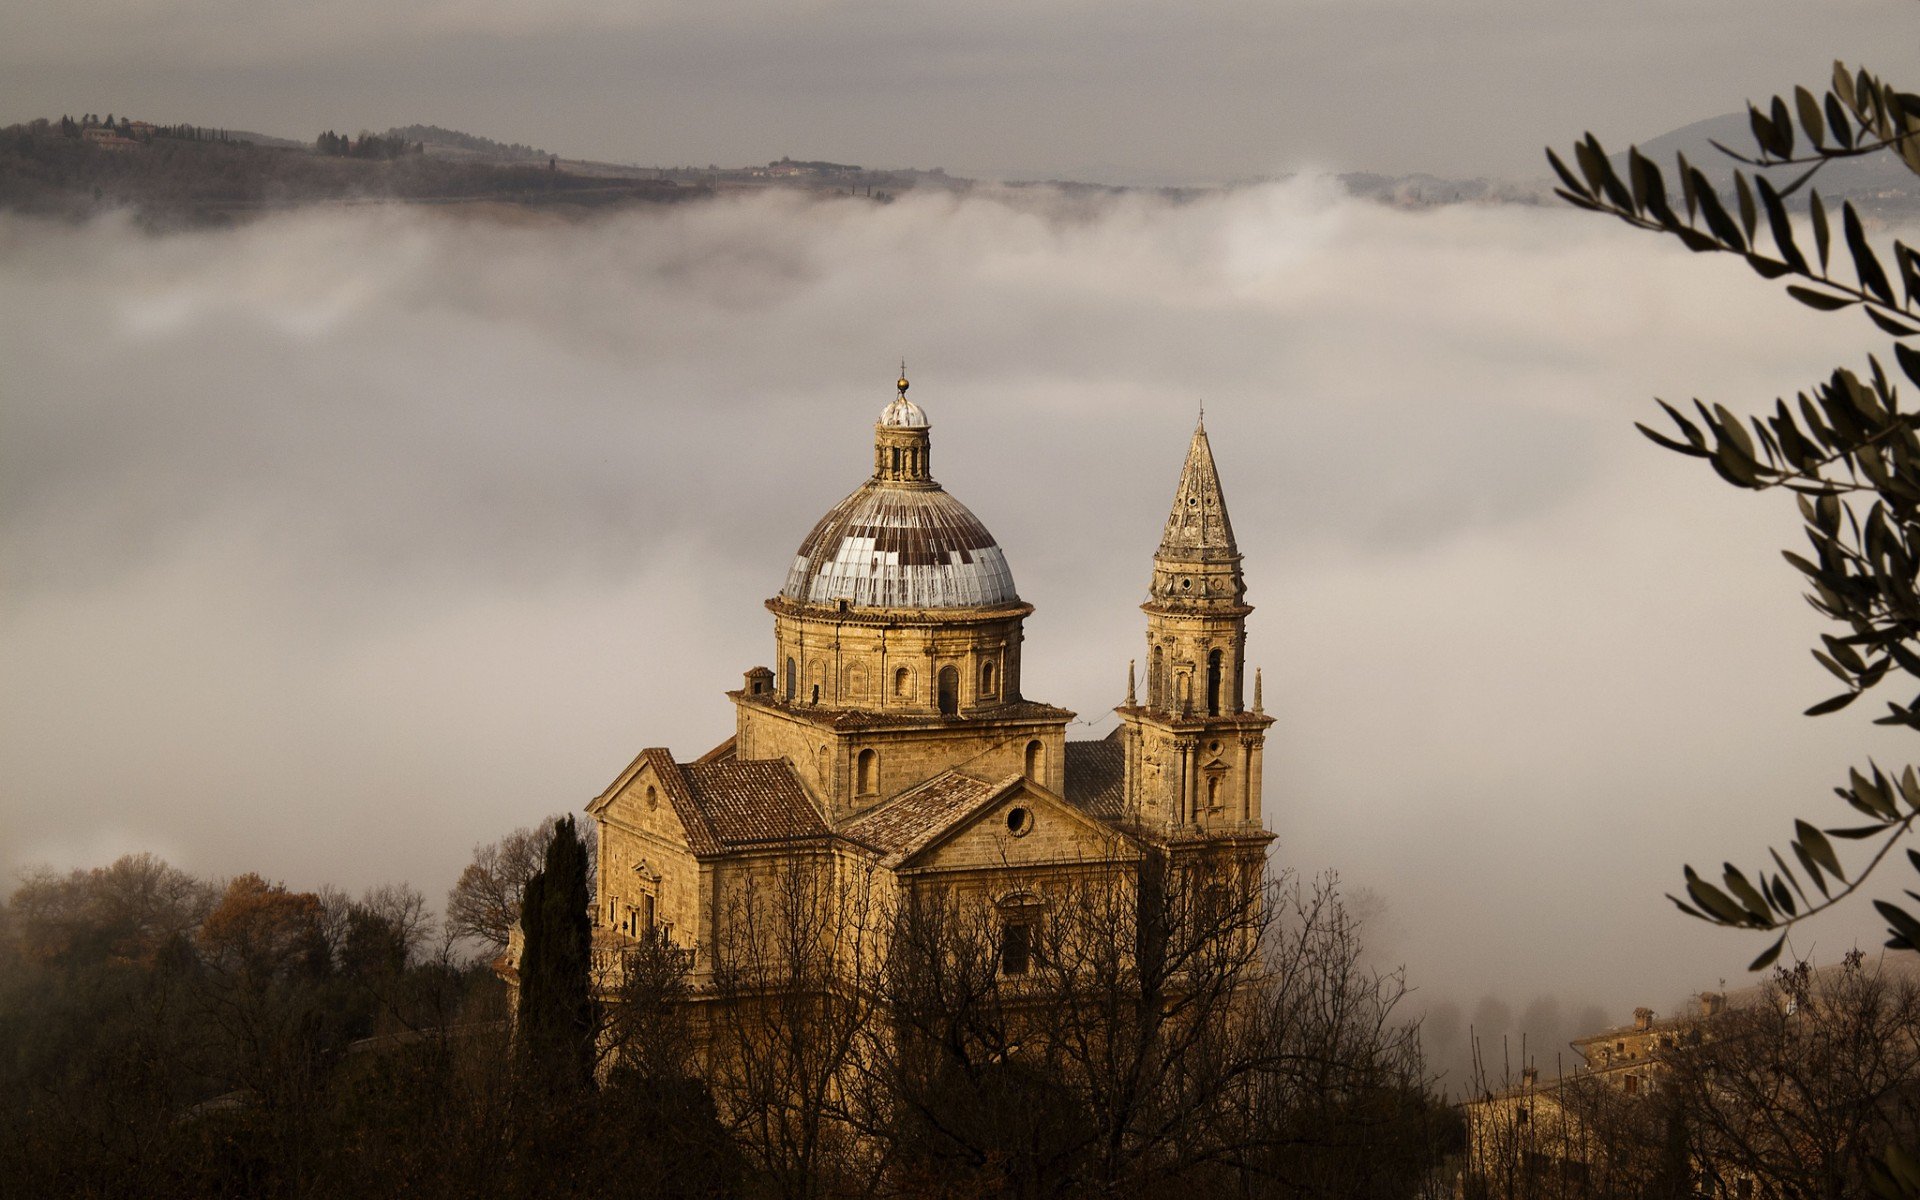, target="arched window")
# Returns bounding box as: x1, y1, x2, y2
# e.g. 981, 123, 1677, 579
980, 660, 998, 699
857, 748, 878, 796
1207, 649, 1223, 716
1001, 920, 1033, 975
810, 684, 820, 705
1024, 739, 1043, 781
893, 666, 911, 700
1150, 645, 1165, 710
937, 666, 959, 716
785, 657, 797, 700
996, 894, 1046, 977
